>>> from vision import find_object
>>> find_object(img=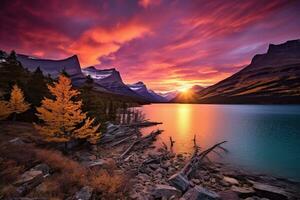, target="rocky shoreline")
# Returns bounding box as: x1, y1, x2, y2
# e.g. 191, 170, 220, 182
2, 122, 300, 200
85, 122, 300, 200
